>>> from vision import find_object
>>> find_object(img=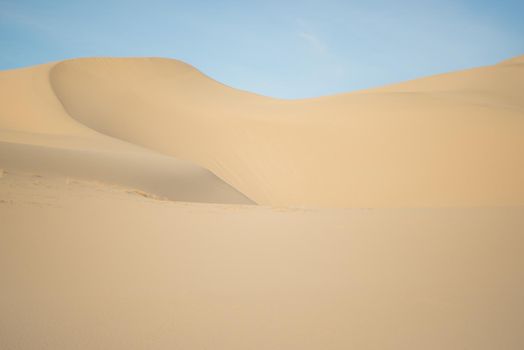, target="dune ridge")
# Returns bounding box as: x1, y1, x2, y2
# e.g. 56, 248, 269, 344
49, 56, 524, 207
0, 63, 253, 204
2, 55, 524, 207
